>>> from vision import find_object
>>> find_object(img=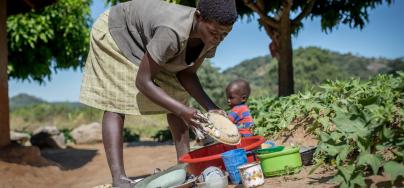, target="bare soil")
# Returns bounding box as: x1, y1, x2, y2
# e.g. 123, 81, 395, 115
0, 142, 402, 188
